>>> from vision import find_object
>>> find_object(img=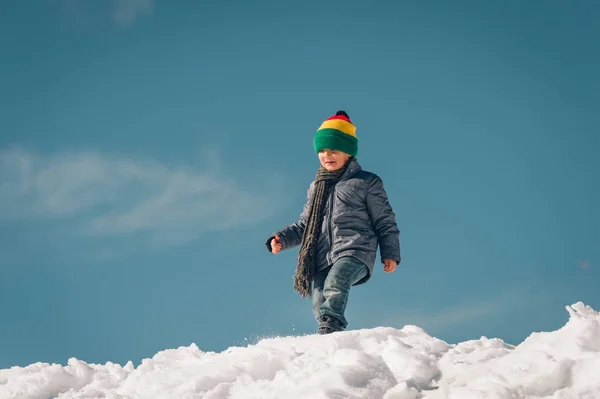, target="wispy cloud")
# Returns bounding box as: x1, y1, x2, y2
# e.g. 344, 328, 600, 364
0, 148, 279, 248
113, 0, 153, 27
374, 287, 528, 337
399, 299, 507, 332
579, 260, 591, 270
59, 0, 153, 29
